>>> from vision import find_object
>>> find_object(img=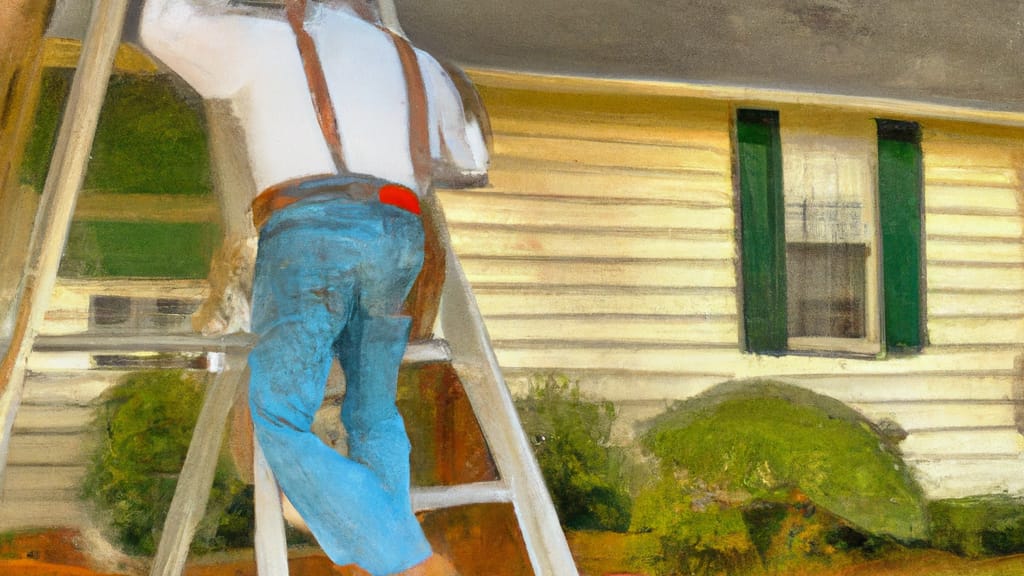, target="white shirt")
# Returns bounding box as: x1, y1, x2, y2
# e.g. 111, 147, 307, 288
139, 1, 488, 195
